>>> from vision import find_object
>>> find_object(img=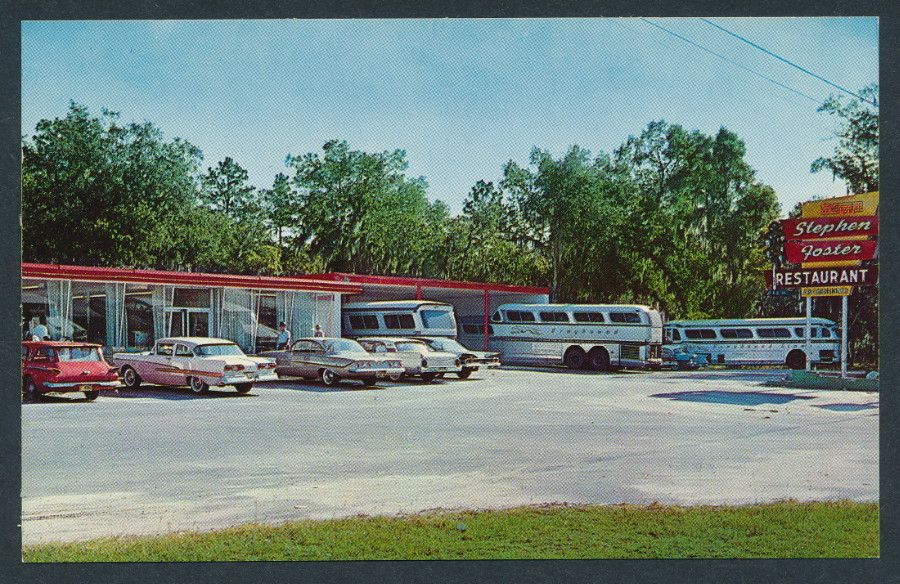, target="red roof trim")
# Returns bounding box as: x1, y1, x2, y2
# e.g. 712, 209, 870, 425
21, 263, 363, 294
298, 272, 549, 295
